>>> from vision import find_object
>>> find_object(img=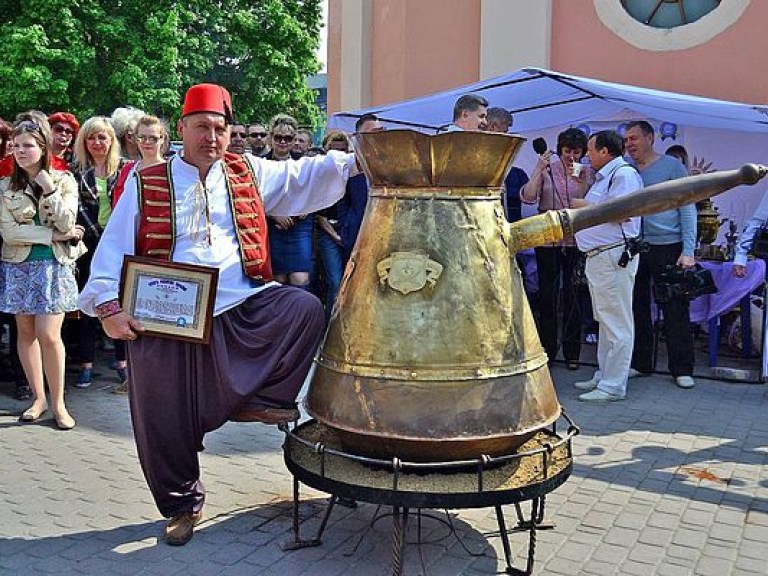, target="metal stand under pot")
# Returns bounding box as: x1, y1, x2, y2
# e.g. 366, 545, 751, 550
279, 413, 578, 576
